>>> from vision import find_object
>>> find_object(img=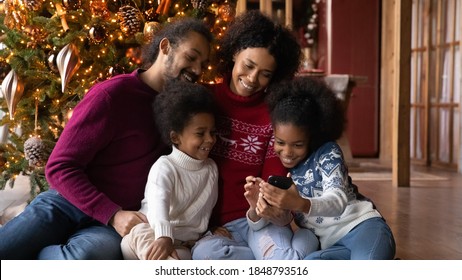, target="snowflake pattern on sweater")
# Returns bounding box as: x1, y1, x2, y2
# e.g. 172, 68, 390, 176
212, 116, 277, 165
291, 141, 382, 249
